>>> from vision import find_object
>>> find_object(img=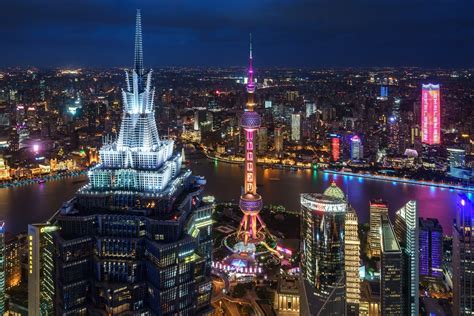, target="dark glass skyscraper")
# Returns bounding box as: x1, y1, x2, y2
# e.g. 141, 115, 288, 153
300, 182, 360, 315
52, 10, 213, 315
380, 214, 402, 316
